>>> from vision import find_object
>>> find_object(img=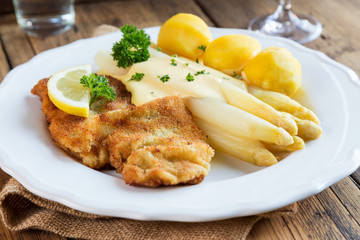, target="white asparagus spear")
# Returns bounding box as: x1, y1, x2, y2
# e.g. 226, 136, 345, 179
220, 81, 298, 135
248, 85, 320, 124
185, 97, 294, 146
195, 118, 277, 166
264, 136, 305, 152
289, 114, 322, 140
